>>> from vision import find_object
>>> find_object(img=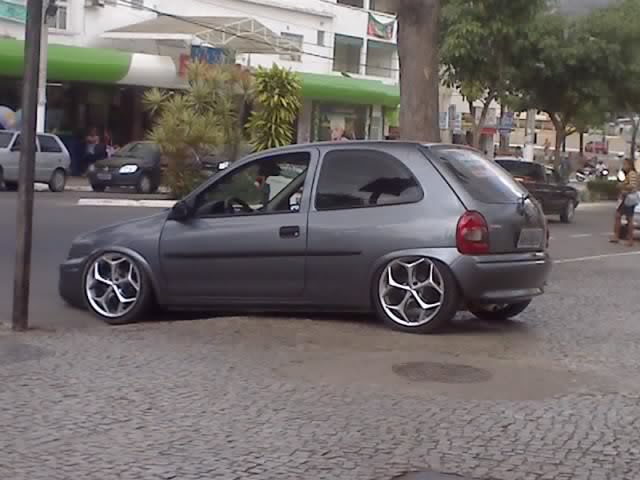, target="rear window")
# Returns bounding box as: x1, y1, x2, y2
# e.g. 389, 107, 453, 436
496, 159, 546, 182
0, 132, 13, 148
430, 147, 527, 204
